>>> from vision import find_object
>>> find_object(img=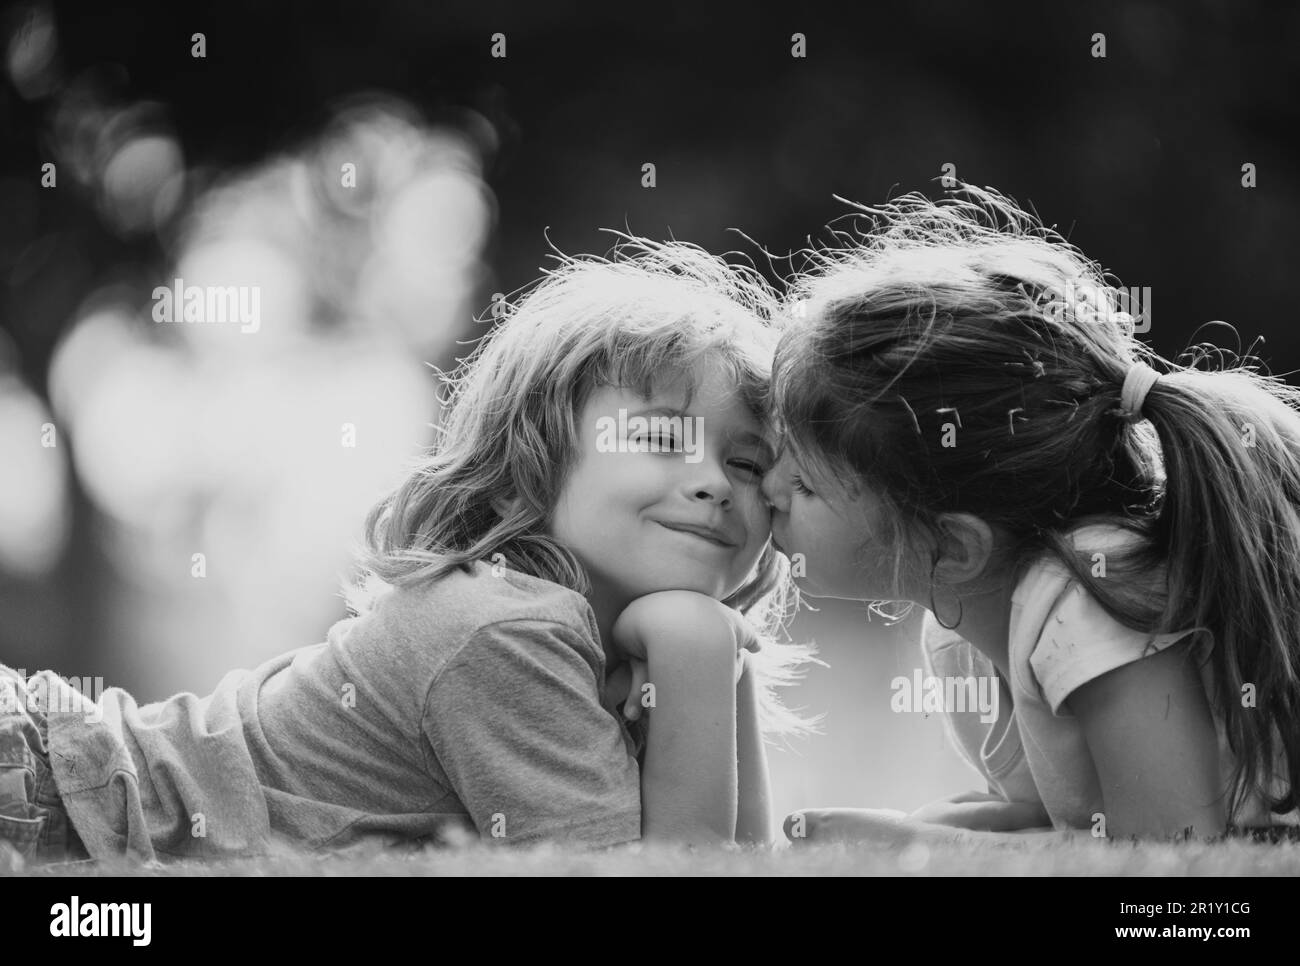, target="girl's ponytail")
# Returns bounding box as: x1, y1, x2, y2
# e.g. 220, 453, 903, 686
1141, 366, 1300, 817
